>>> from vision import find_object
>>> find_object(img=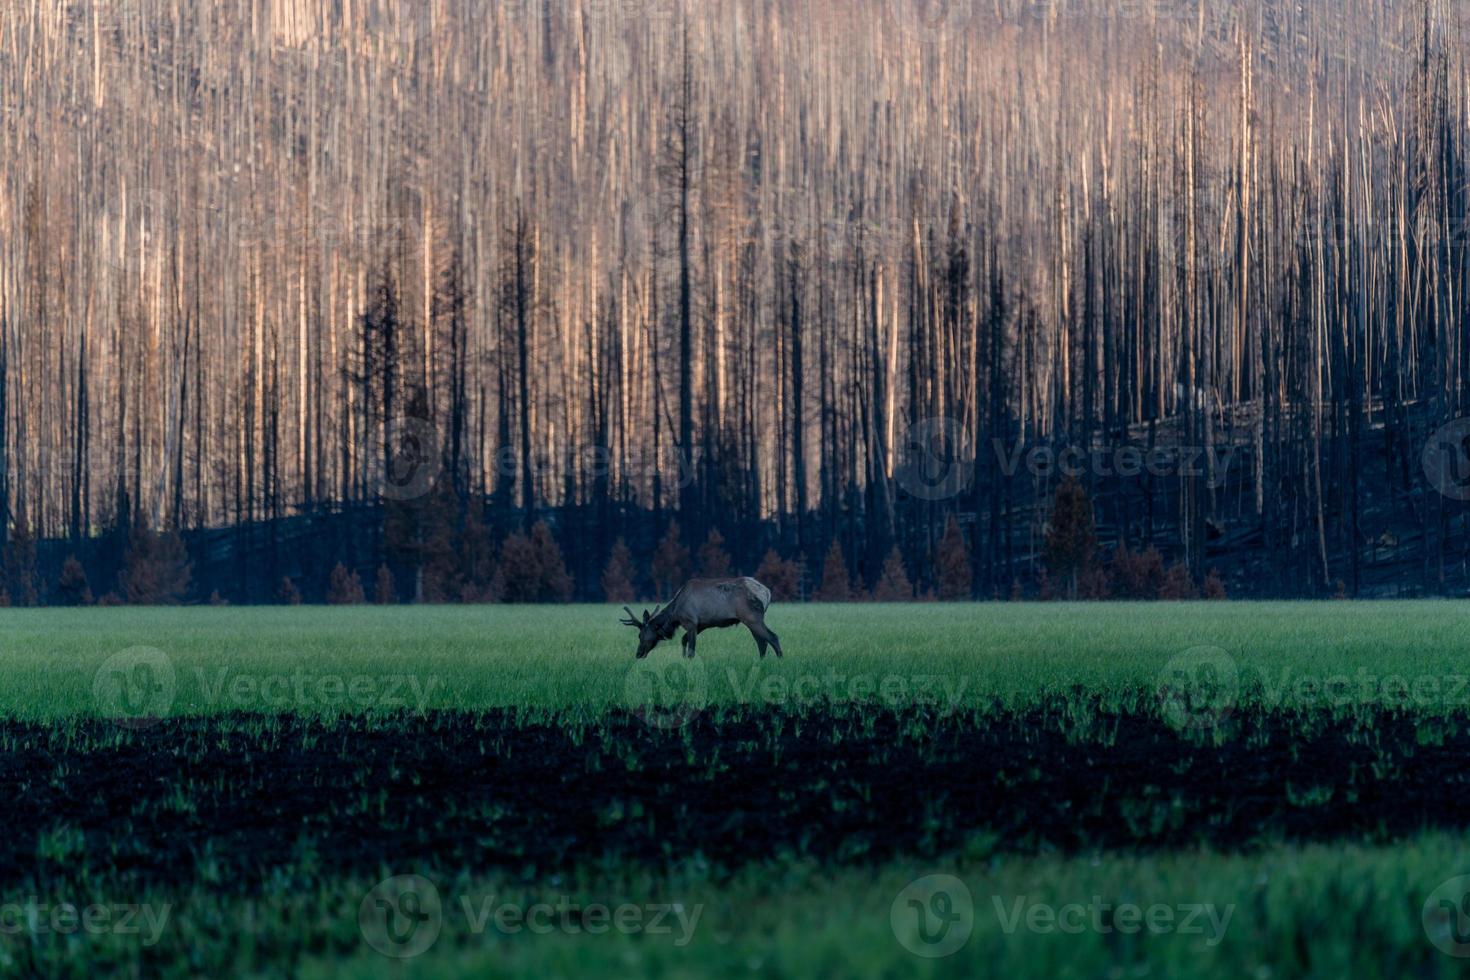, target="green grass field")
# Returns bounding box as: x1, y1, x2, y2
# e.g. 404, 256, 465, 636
9, 600, 1470, 720
8, 601, 1470, 978
36, 835, 1470, 980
